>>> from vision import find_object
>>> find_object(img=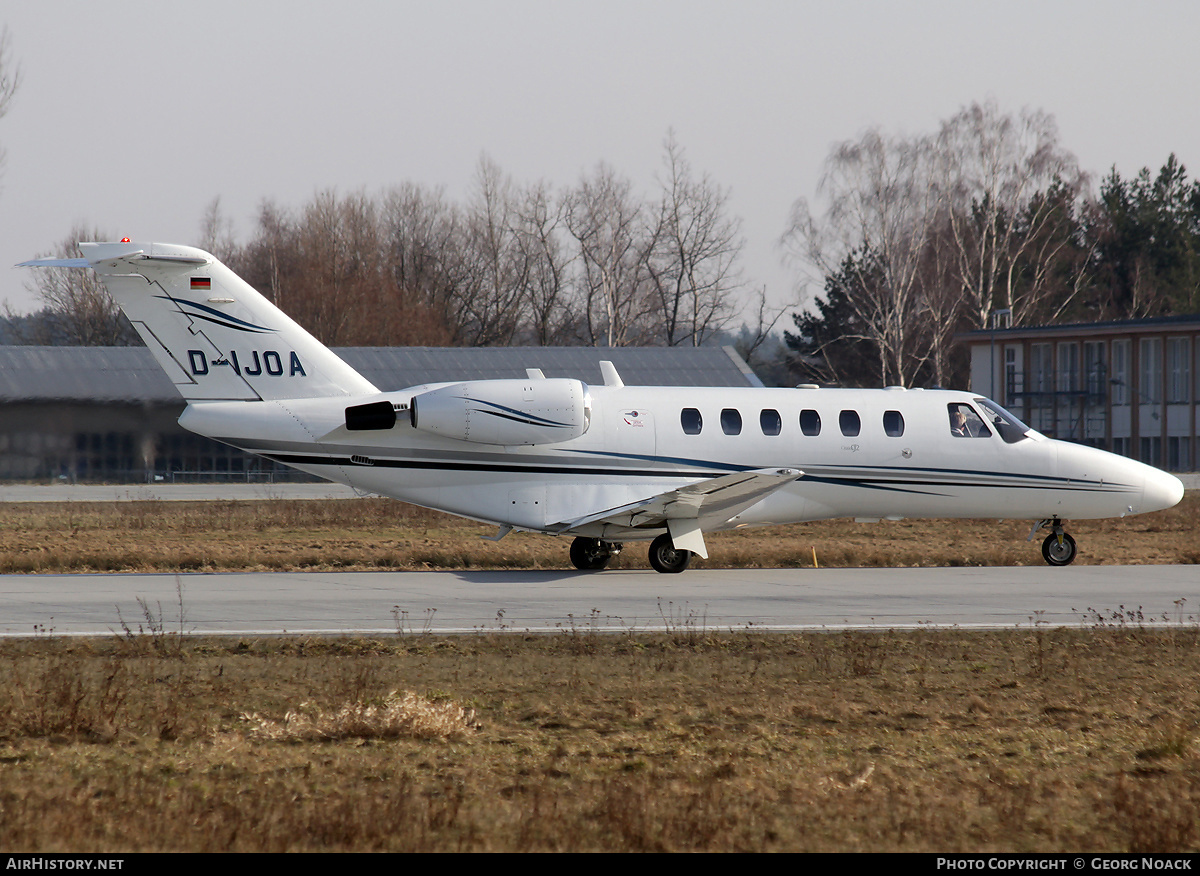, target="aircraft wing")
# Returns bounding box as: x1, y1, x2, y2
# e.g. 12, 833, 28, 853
552, 467, 802, 558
